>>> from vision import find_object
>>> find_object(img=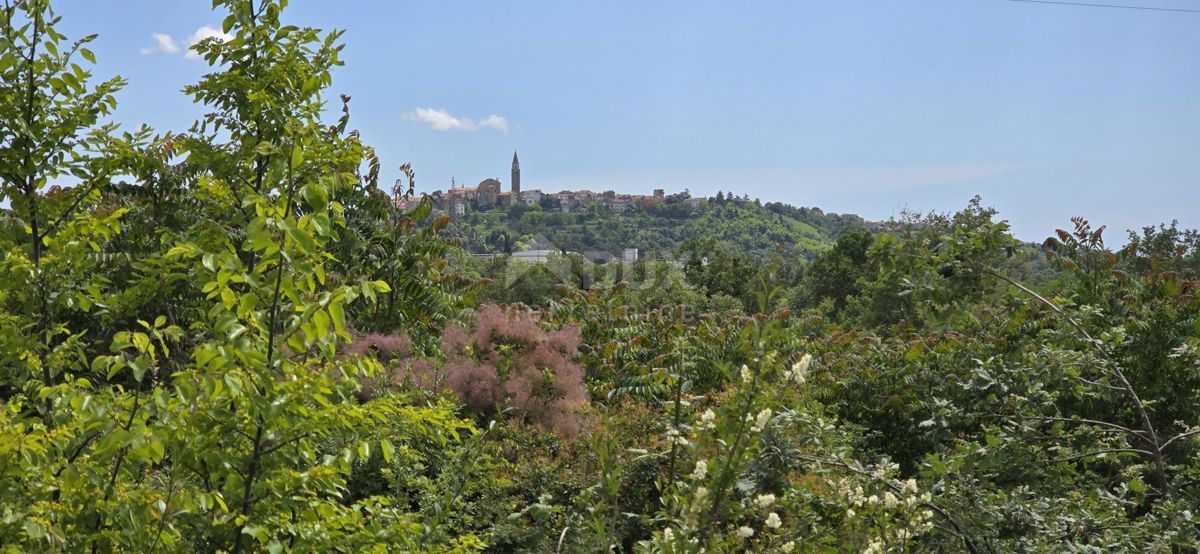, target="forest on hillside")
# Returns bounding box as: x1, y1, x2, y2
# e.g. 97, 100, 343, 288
449, 194, 871, 261
3, 1, 1200, 552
